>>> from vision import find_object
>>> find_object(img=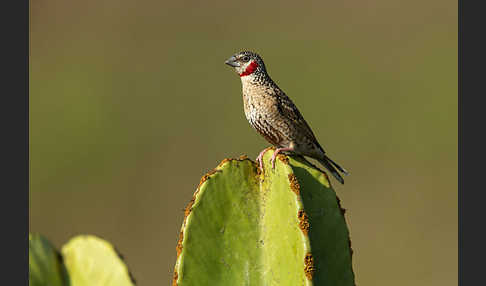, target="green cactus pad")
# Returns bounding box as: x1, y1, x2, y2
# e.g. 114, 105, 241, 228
61, 235, 135, 286
173, 149, 355, 286
29, 233, 70, 286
